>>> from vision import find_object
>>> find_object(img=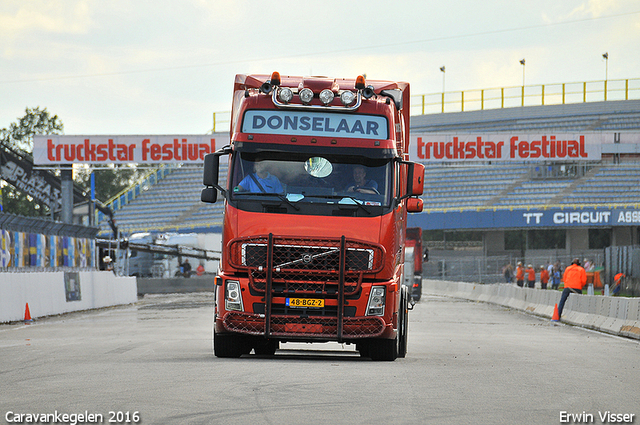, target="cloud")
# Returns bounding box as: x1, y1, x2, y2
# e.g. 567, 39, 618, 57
0, 0, 94, 34
568, 0, 619, 18
0, 0, 94, 57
